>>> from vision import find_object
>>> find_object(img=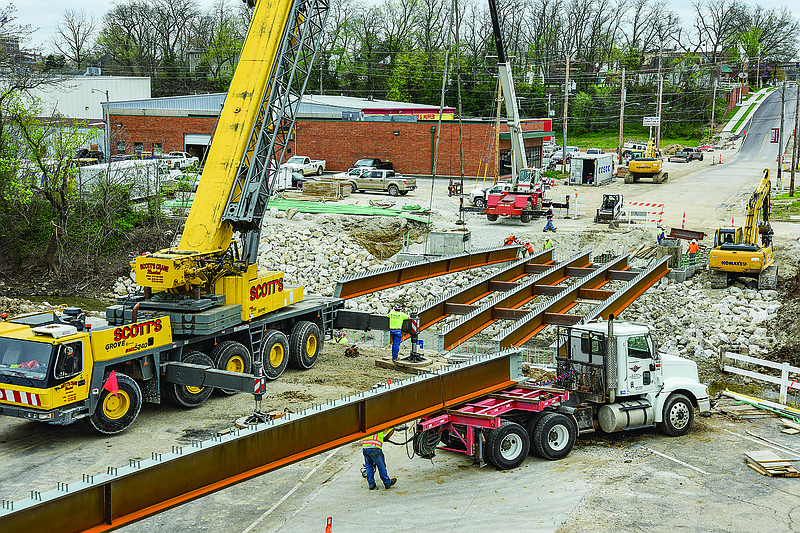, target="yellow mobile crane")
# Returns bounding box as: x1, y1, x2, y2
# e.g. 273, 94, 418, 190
0, 0, 337, 434
624, 139, 668, 184
708, 169, 776, 290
